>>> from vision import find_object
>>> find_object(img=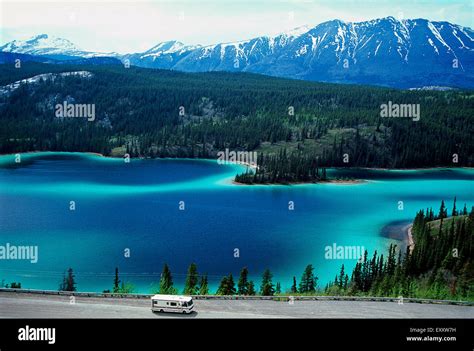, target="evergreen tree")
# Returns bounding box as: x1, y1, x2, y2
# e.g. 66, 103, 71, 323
159, 263, 175, 294
276, 282, 281, 295
198, 274, 209, 295
343, 274, 349, 290
452, 197, 458, 217
439, 200, 448, 219
290, 276, 298, 293
216, 274, 236, 295
237, 267, 249, 295
338, 264, 345, 289
260, 269, 275, 296
248, 281, 256, 296
299, 264, 317, 293
227, 274, 236, 295
183, 263, 199, 295
113, 267, 120, 293
216, 276, 229, 295
59, 268, 76, 292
